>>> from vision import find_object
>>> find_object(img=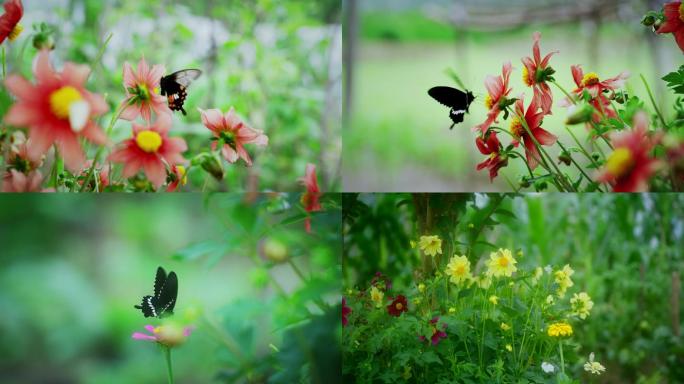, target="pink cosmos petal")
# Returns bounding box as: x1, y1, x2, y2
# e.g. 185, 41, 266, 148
224, 107, 242, 128
83, 91, 109, 116
570, 65, 583, 87
4, 74, 38, 102
236, 144, 253, 166
144, 325, 156, 333
123, 62, 136, 89
484, 74, 501, 99
137, 57, 150, 83
222, 145, 239, 163
199, 108, 224, 131
531, 31, 541, 63
81, 121, 108, 145
58, 133, 86, 171
33, 50, 58, 85
62, 63, 90, 86
148, 64, 165, 87
183, 327, 194, 337
119, 102, 141, 121
143, 157, 166, 188
4, 102, 40, 127
132, 332, 157, 341
26, 125, 55, 162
